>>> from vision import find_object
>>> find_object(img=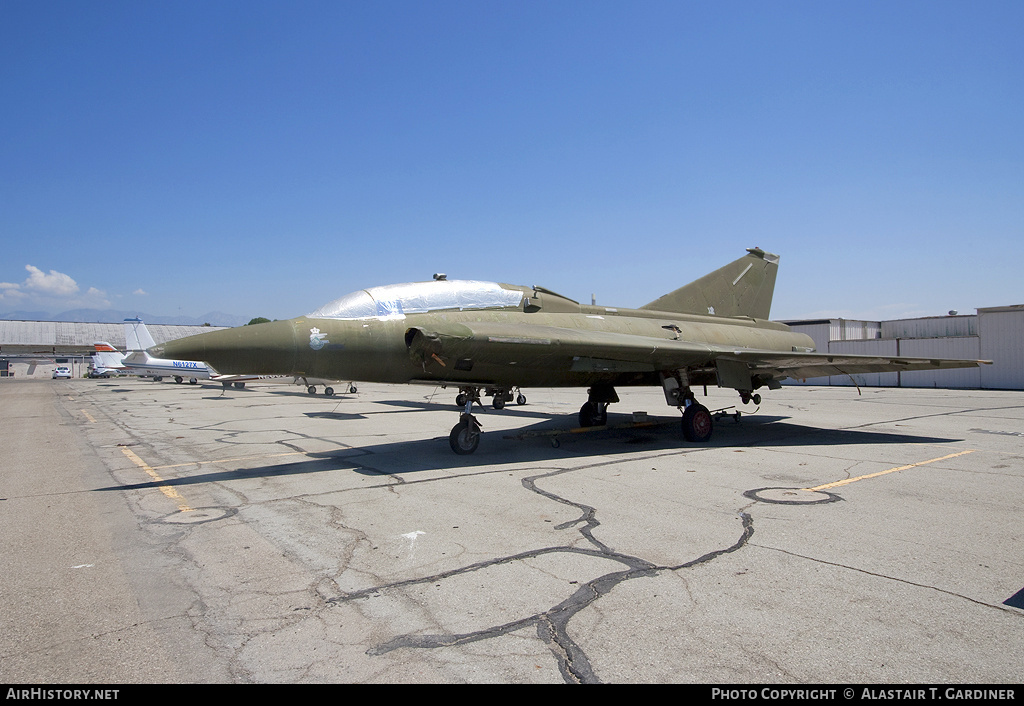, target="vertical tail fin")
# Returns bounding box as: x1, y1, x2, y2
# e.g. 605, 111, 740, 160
124, 318, 157, 351
92, 342, 126, 369
640, 248, 779, 319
